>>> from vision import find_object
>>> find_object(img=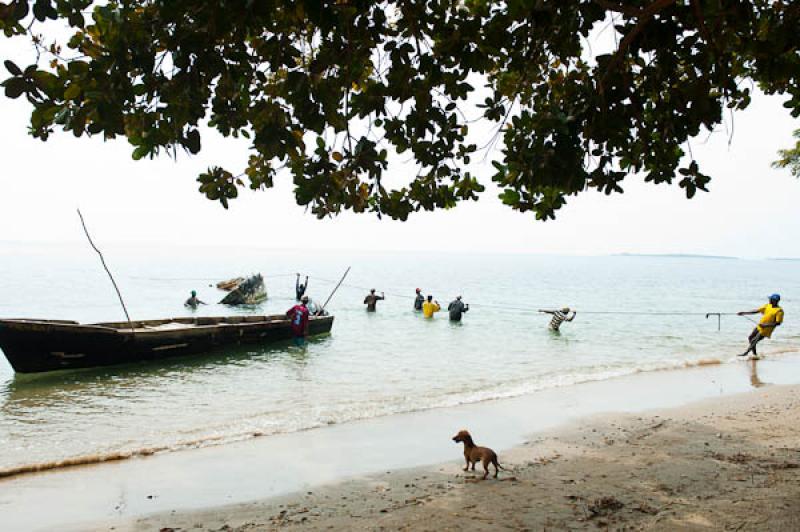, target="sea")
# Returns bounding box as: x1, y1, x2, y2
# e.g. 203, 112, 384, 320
0, 241, 798, 476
